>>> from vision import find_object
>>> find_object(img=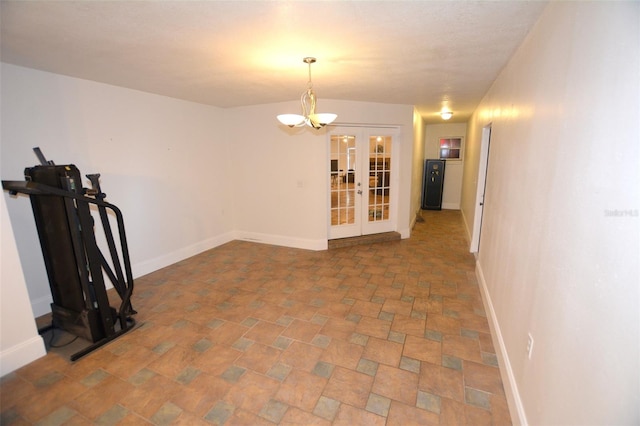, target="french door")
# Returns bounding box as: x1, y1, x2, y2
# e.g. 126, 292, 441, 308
328, 126, 397, 239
